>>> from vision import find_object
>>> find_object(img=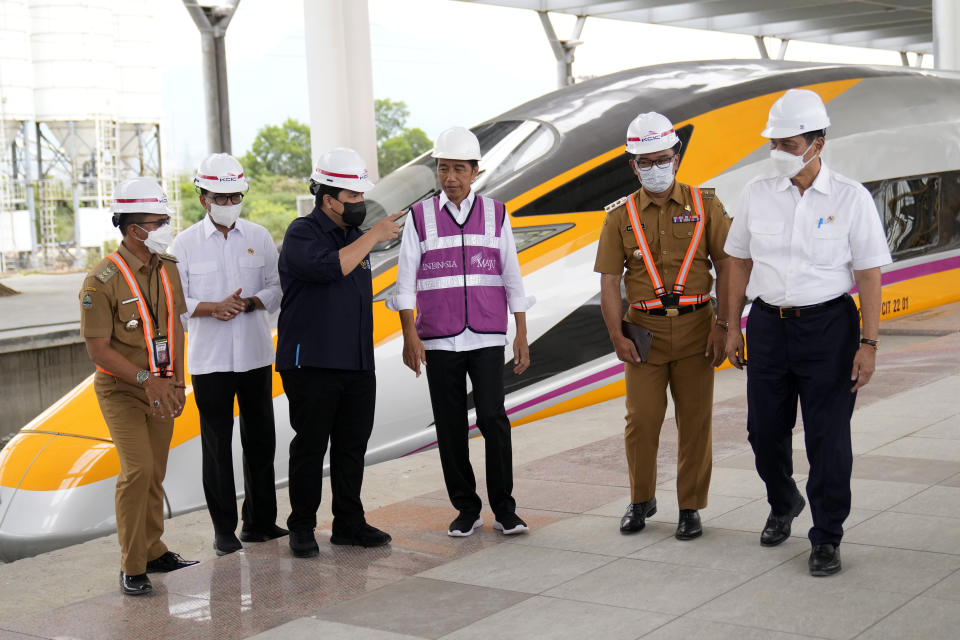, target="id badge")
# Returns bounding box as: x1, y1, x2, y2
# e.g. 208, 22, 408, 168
152, 337, 171, 368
